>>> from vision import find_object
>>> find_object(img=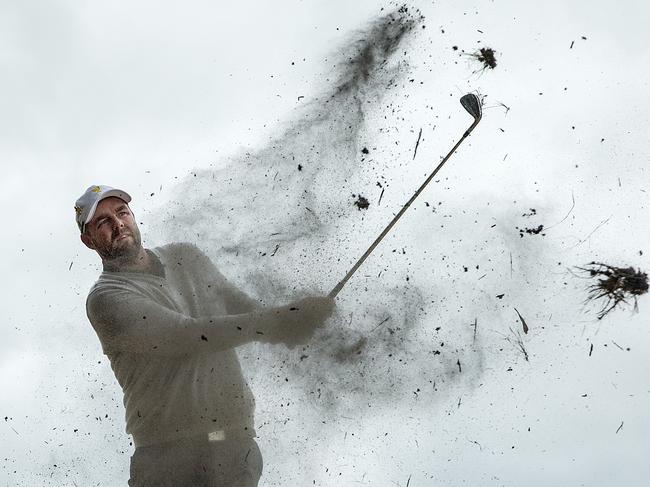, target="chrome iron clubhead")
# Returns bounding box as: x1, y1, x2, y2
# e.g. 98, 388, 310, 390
460, 93, 482, 123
